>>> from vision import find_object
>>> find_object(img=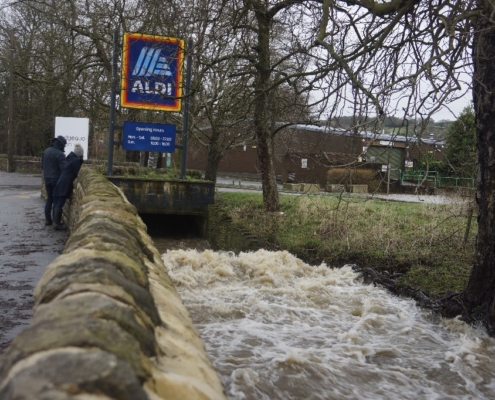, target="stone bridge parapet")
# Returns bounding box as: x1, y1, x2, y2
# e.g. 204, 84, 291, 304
0, 167, 226, 400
